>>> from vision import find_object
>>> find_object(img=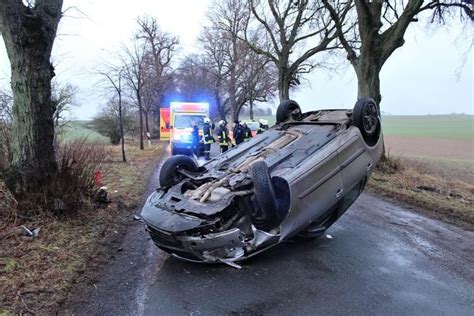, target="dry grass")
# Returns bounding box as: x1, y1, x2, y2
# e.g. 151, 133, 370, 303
369, 154, 474, 229
0, 142, 164, 314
